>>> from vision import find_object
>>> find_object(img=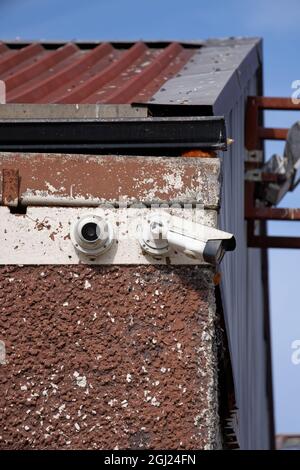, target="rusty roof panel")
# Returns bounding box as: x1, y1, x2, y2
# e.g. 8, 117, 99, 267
0, 43, 45, 75
0, 42, 9, 53
0, 41, 193, 105
0, 38, 262, 115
